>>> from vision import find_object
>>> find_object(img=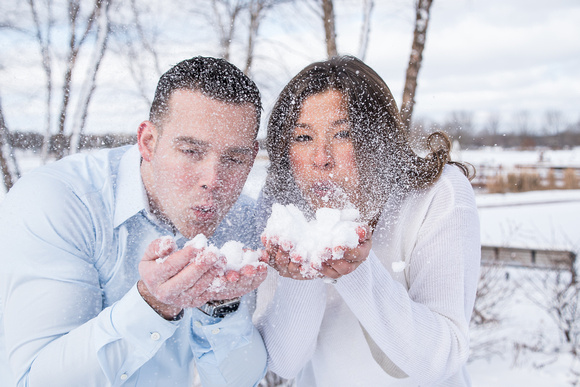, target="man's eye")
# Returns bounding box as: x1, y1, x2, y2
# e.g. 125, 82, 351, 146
180, 148, 203, 157
335, 130, 351, 139
293, 134, 312, 142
